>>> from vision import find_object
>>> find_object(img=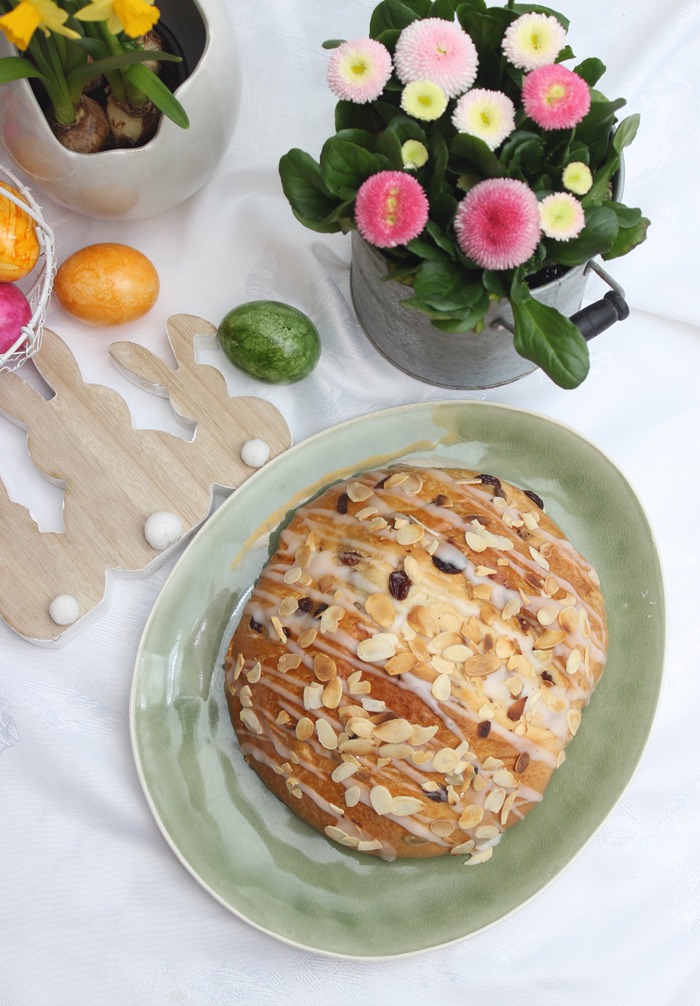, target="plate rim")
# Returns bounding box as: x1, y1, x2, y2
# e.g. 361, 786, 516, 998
129, 398, 666, 958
